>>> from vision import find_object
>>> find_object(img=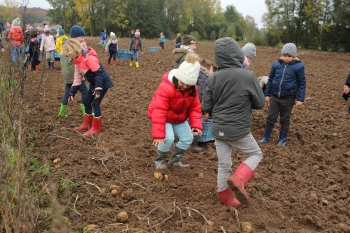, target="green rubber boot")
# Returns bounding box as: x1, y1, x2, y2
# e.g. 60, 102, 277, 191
79, 103, 85, 116
58, 104, 68, 117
